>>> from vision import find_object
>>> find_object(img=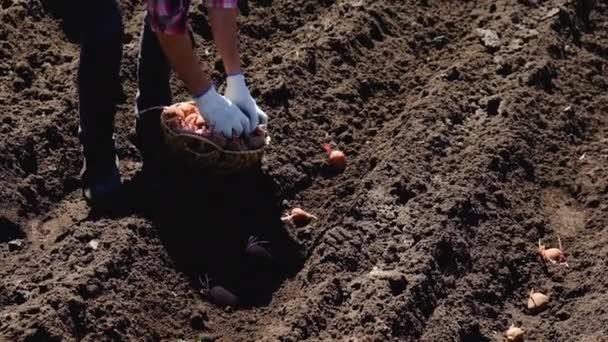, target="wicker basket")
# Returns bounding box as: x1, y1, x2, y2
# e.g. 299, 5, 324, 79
159, 104, 270, 173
